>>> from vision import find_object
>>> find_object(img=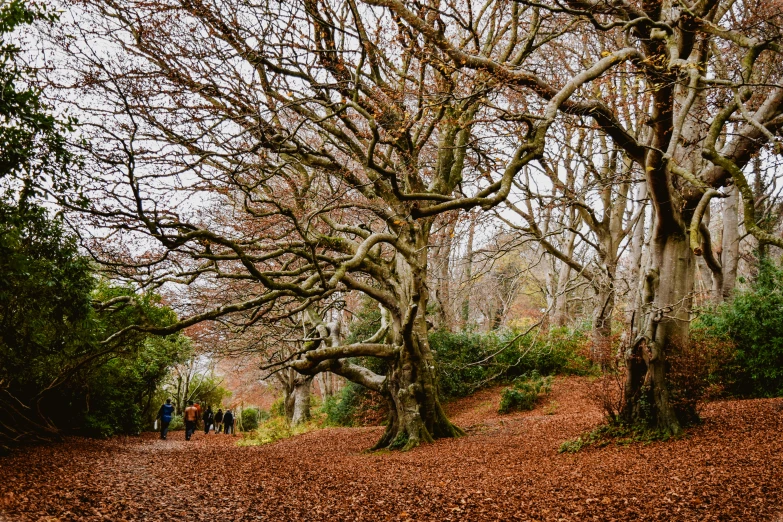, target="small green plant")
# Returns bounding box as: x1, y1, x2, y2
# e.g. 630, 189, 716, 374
167, 415, 184, 431
238, 414, 325, 447
270, 397, 286, 418
558, 423, 681, 453
498, 371, 553, 414
389, 431, 409, 450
